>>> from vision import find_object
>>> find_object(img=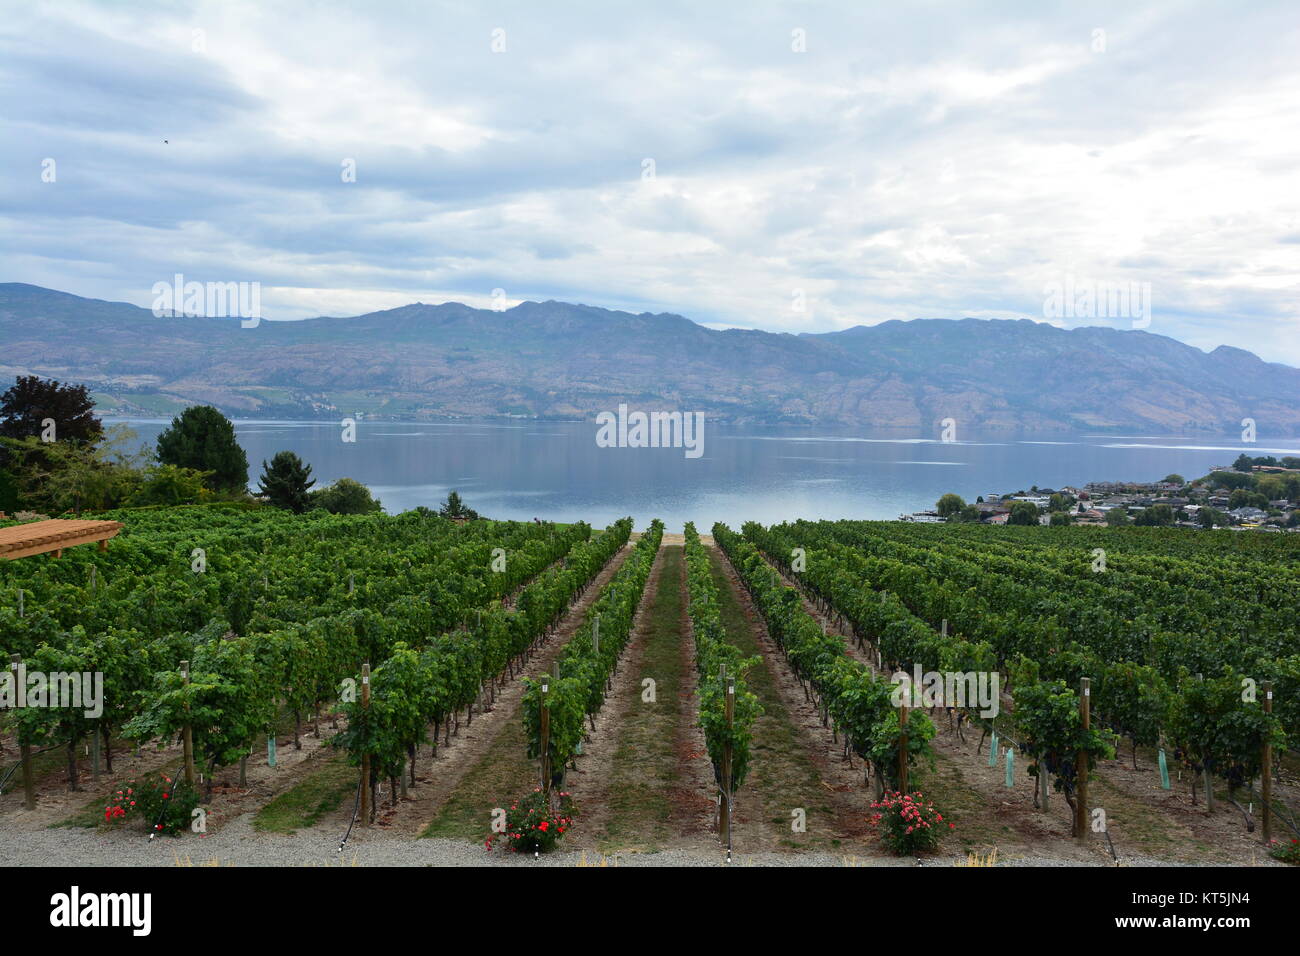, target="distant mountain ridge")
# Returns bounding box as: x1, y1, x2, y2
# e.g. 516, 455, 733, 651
1, 282, 1297, 434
